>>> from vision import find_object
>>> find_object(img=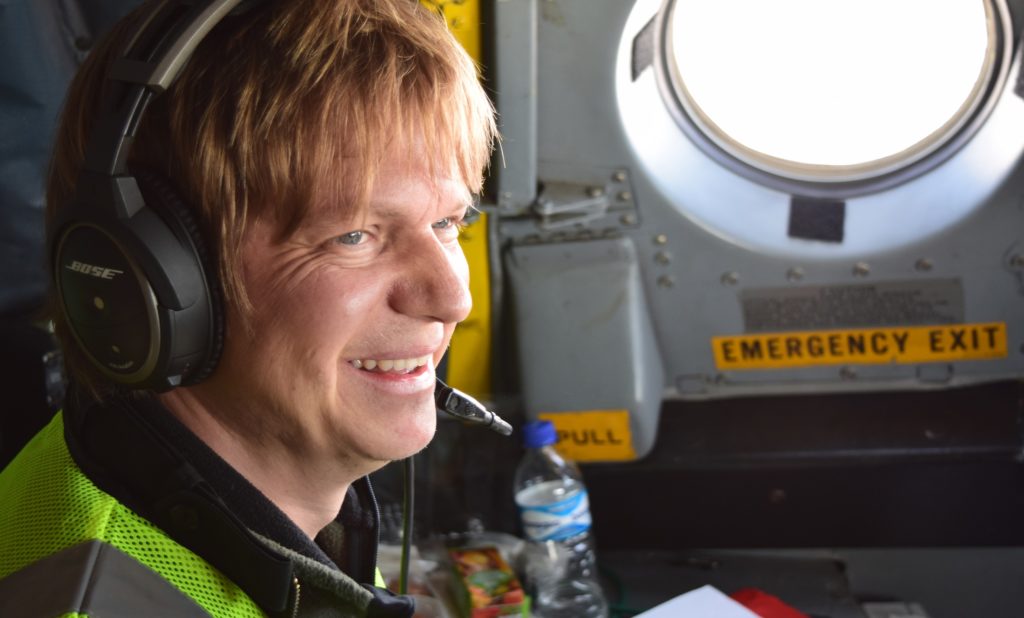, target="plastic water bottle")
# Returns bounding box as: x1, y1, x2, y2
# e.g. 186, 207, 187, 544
514, 420, 608, 618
